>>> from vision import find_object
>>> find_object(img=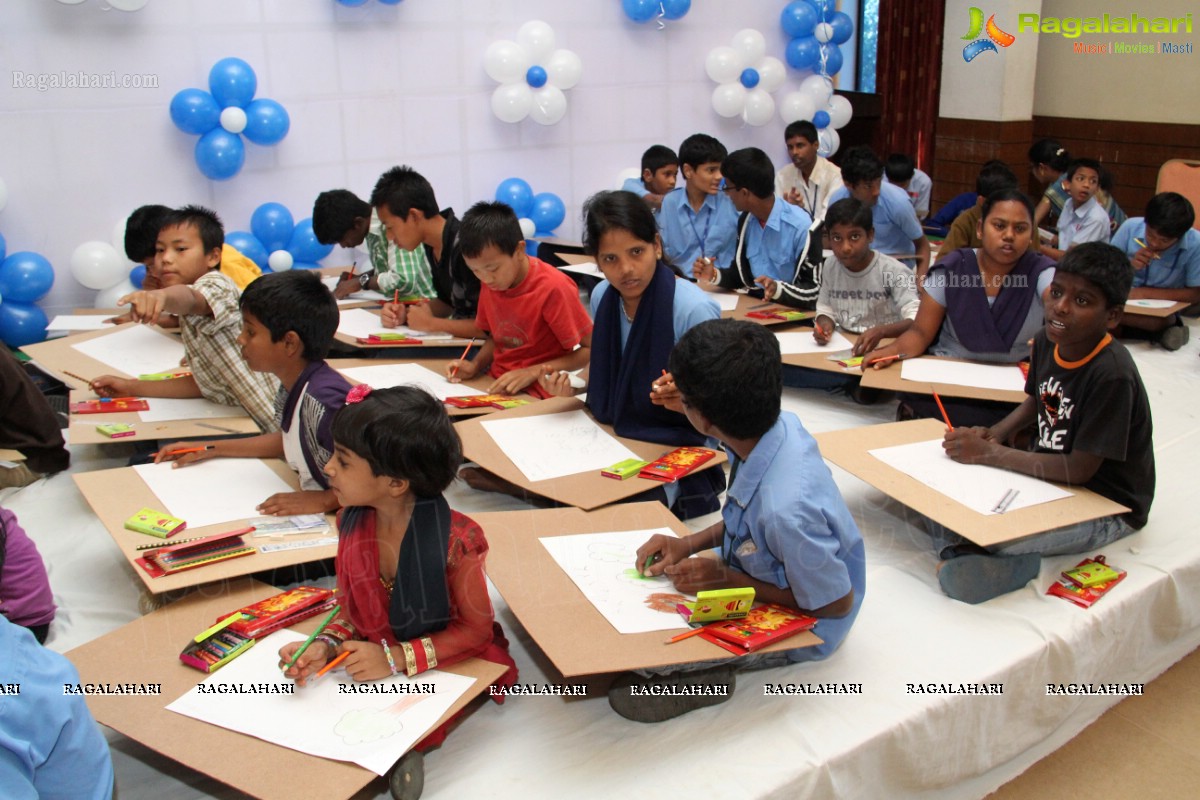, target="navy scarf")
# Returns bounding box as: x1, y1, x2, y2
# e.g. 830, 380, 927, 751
938, 248, 1054, 353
